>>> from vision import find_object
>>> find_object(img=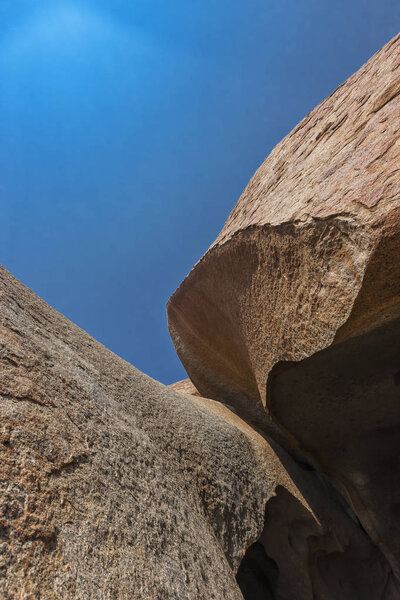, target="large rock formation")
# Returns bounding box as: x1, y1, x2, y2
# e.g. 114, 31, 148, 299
2, 33, 400, 600
168, 33, 400, 597
1, 263, 324, 599
0, 264, 300, 599
0, 265, 395, 600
